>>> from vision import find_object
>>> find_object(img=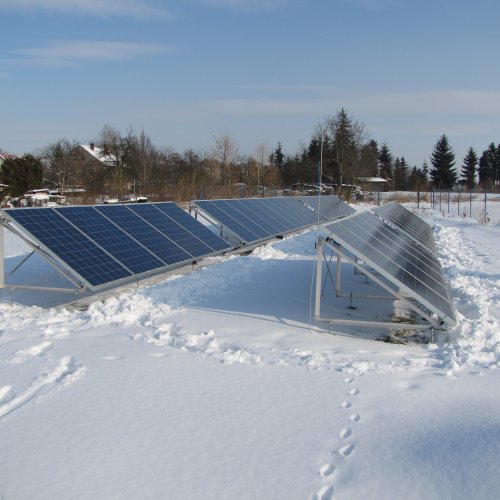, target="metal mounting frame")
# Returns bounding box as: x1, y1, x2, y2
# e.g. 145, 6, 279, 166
314, 236, 446, 332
